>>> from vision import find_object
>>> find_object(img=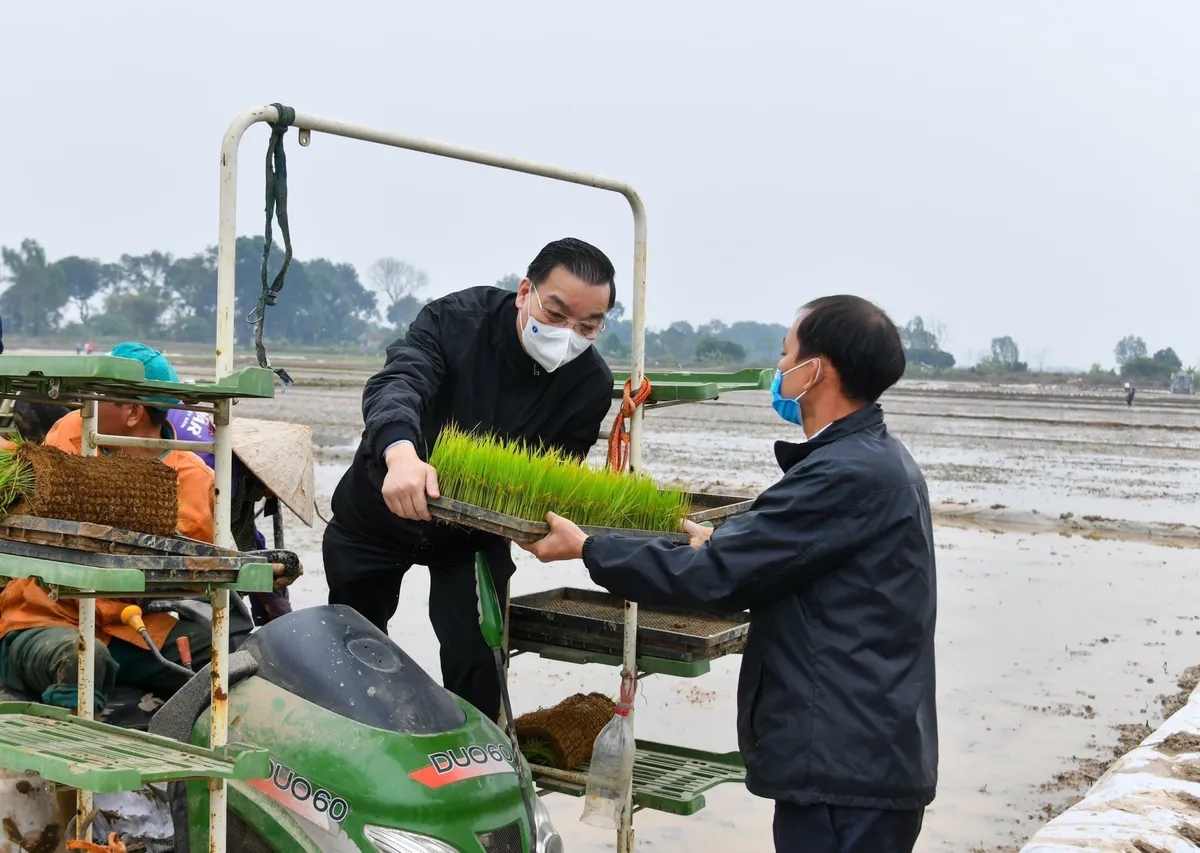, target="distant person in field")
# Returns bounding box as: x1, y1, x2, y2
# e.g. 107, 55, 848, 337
524, 295, 938, 853
1125, 382, 1135, 407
